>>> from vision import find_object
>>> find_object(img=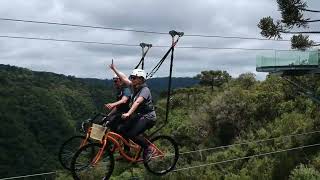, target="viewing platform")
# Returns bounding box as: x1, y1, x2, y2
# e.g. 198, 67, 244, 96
256, 50, 320, 75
